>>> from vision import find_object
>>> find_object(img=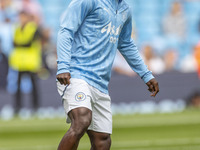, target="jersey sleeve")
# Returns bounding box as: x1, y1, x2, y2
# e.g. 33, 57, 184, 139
57, 0, 93, 75
117, 11, 154, 83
